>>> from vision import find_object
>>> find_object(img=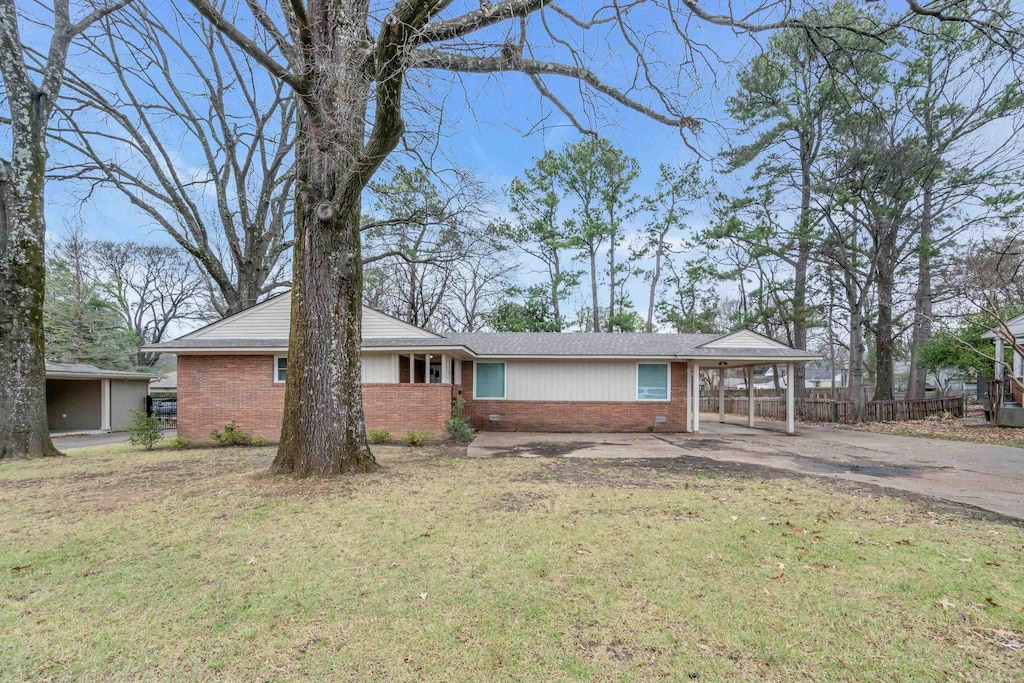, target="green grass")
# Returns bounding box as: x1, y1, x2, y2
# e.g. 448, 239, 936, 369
1, 443, 1022, 681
